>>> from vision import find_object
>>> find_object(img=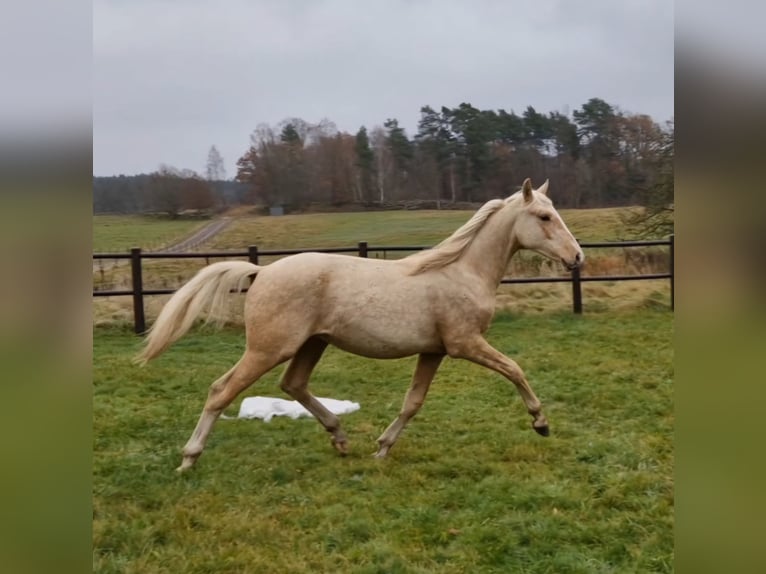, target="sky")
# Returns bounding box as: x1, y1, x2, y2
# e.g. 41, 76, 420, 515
93, 0, 674, 178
